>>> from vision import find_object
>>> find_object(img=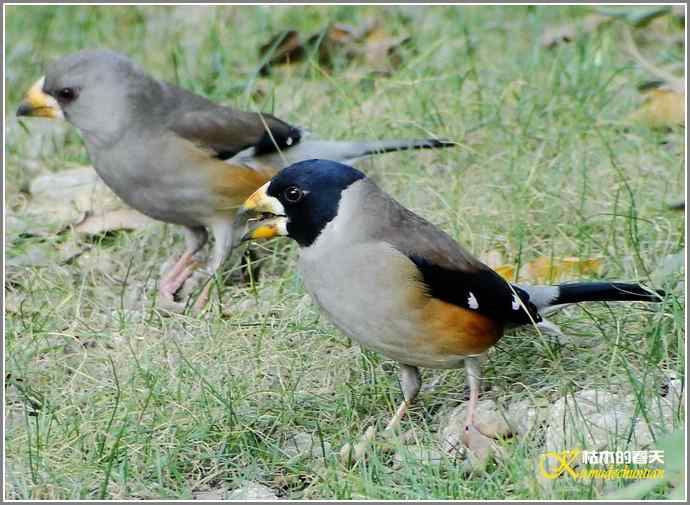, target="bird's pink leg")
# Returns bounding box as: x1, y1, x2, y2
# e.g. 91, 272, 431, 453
159, 227, 208, 300
159, 251, 195, 298
193, 278, 214, 311
463, 357, 481, 438
461, 355, 497, 467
